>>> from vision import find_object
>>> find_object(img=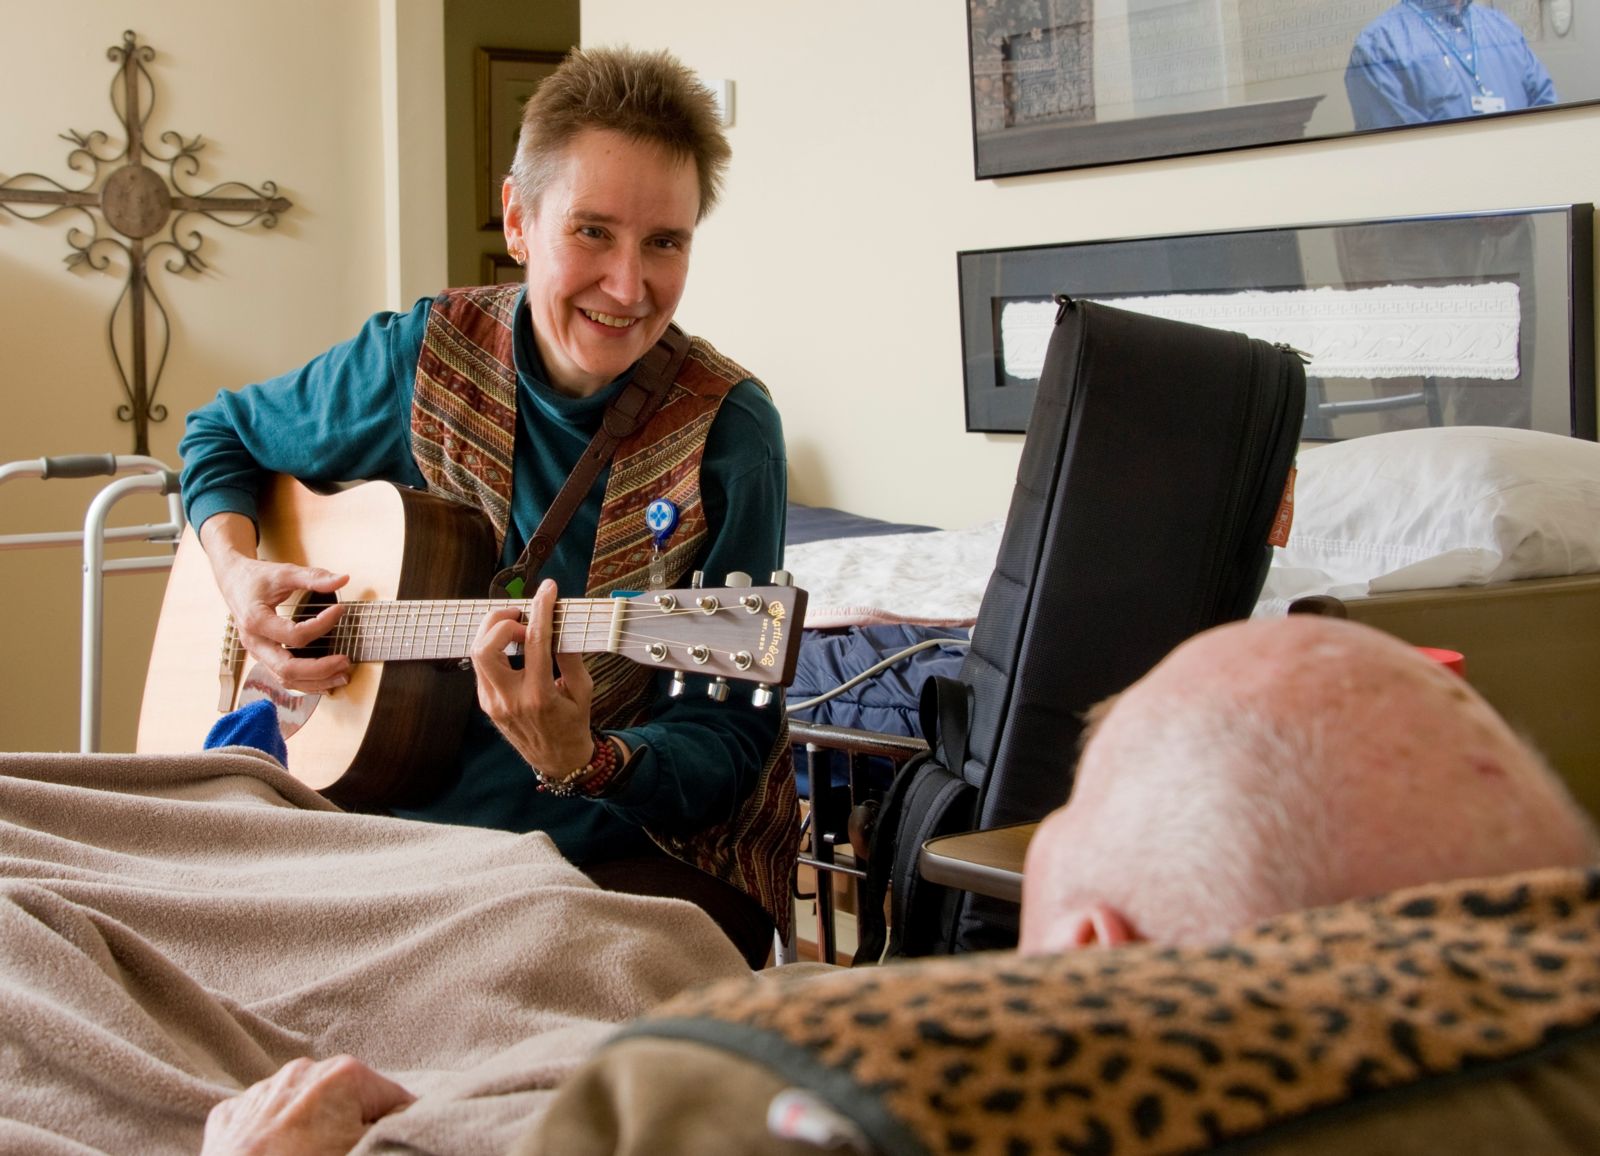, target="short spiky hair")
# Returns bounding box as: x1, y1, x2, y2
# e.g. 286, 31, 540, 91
510, 46, 731, 222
